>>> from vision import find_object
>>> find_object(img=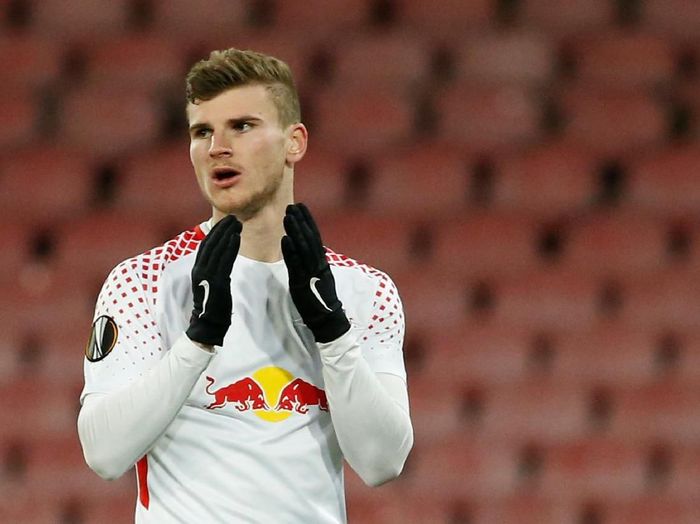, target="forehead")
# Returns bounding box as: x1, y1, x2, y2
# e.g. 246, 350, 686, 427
186, 84, 278, 124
